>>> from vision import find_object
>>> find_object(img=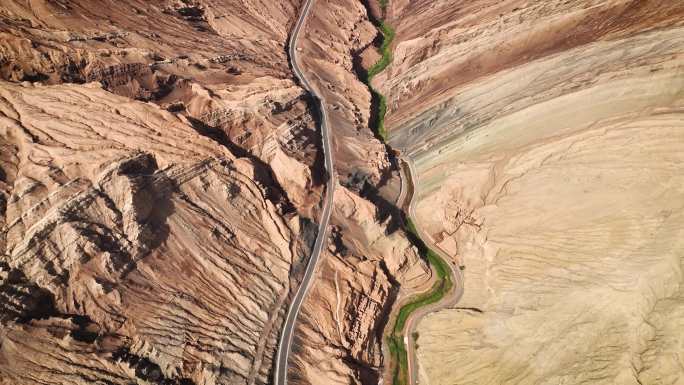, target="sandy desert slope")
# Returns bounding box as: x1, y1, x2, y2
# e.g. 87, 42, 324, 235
379, 1, 684, 384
